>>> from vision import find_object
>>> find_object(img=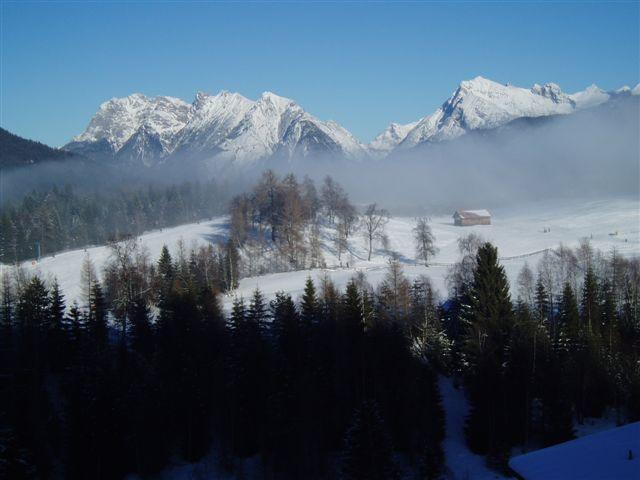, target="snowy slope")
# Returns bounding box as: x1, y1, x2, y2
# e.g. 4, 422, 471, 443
69, 93, 192, 159
398, 77, 576, 148
439, 377, 507, 480
67, 77, 638, 165
368, 121, 419, 156
569, 84, 611, 109
371, 77, 639, 153
509, 422, 640, 480
67, 91, 366, 167
10, 197, 638, 310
